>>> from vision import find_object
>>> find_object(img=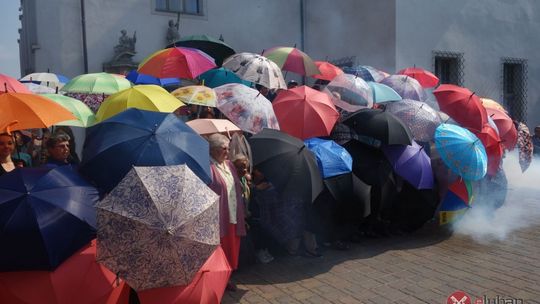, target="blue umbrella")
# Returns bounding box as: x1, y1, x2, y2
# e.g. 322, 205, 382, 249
434, 123, 487, 181
304, 137, 352, 178
198, 67, 251, 88
126, 69, 180, 87
80, 108, 212, 193
0, 165, 98, 271
367, 81, 402, 104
